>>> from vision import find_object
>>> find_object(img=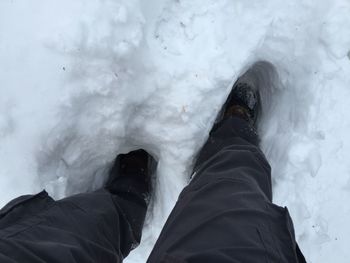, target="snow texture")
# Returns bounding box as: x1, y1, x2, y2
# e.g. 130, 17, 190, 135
1, 0, 350, 262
